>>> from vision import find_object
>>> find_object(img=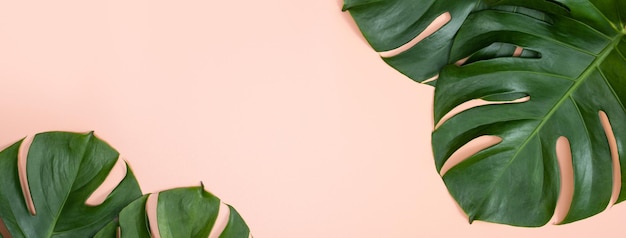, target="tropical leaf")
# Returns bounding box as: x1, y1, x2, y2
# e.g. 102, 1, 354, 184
94, 186, 251, 238
433, 2, 626, 227
0, 131, 142, 237
342, 0, 569, 84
